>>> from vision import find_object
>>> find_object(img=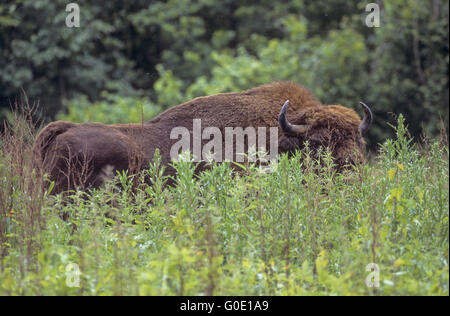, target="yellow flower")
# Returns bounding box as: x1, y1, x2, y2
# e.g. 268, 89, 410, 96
417, 190, 424, 204
394, 258, 405, 267
388, 169, 396, 180
390, 187, 403, 200
397, 163, 404, 171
